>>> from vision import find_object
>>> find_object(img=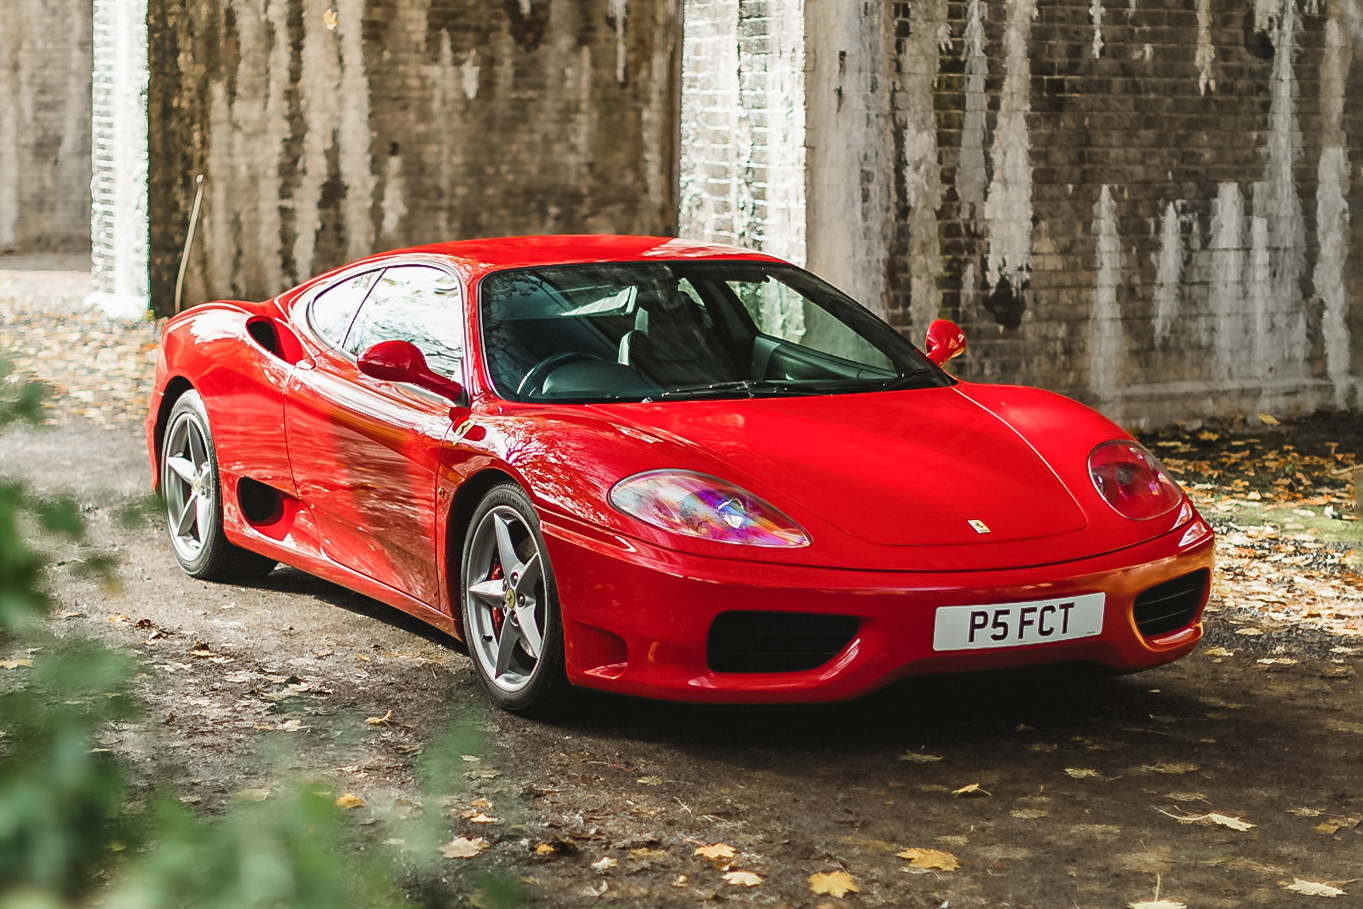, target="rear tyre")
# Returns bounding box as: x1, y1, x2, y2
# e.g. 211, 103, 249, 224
161, 391, 276, 582
460, 483, 570, 715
